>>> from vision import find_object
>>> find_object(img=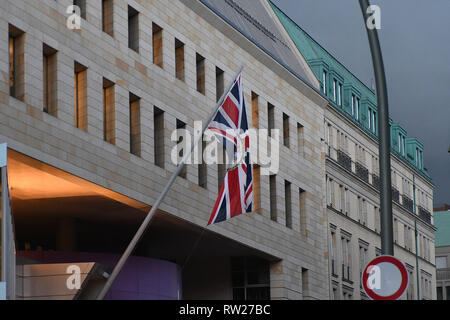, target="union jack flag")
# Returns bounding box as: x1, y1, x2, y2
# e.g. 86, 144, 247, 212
207, 73, 253, 225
